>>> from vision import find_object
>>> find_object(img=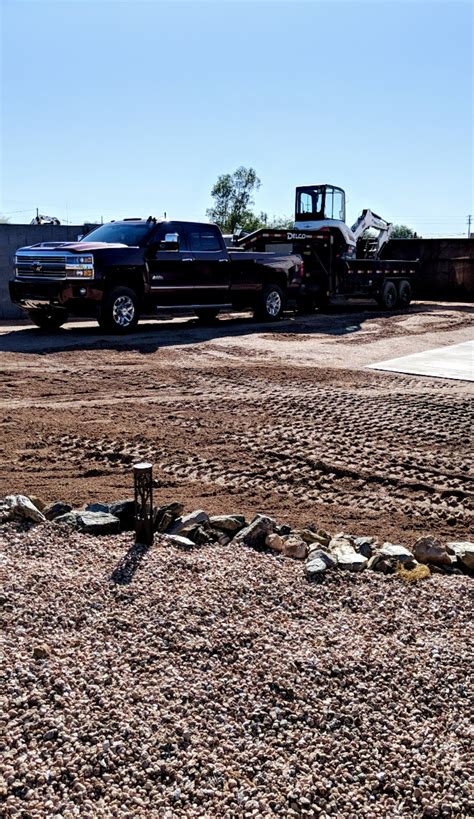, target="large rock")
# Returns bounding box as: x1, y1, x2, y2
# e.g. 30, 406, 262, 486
446, 541, 474, 571
180, 524, 211, 546
281, 537, 308, 560
233, 514, 275, 549
266, 533, 307, 560
368, 544, 415, 574
300, 528, 330, 548
43, 501, 72, 521
413, 536, 452, 567
266, 532, 284, 553
379, 542, 414, 561
354, 536, 377, 558
336, 552, 368, 572
55, 511, 120, 535
85, 502, 110, 513
153, 502, 184, 533
329, 536, 367, 570
328, 535, 355, 556
209, 515, 246, 534
3, 495, 46, 524
167, 509, 209, 535
109, 499, 135, 531
305, 550, 337, 579
164, 534, 196, 550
